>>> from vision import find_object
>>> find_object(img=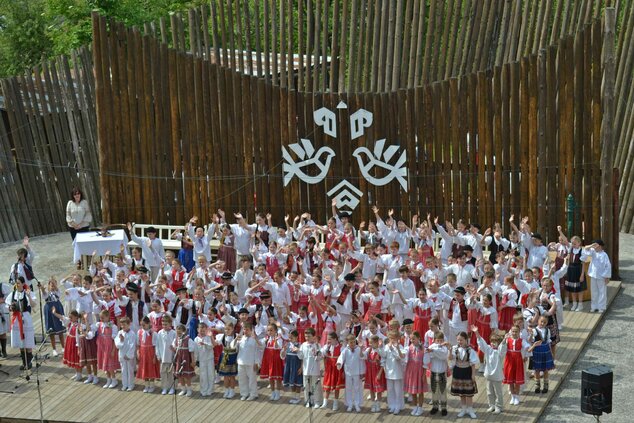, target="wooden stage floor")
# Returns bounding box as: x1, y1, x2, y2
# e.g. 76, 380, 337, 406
0, 281, 621, 423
